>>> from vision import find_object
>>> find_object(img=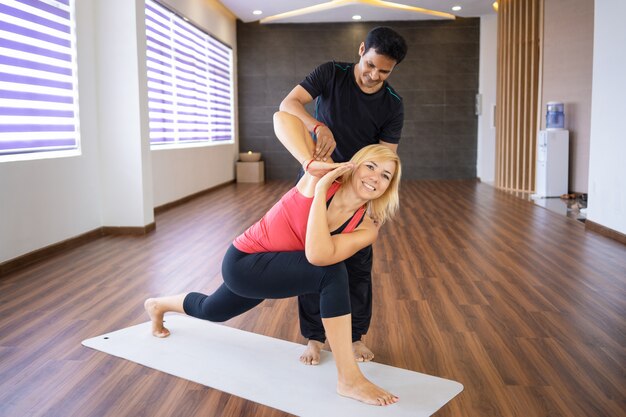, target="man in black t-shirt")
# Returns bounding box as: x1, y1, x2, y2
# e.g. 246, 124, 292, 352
278, 26, 407, 366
